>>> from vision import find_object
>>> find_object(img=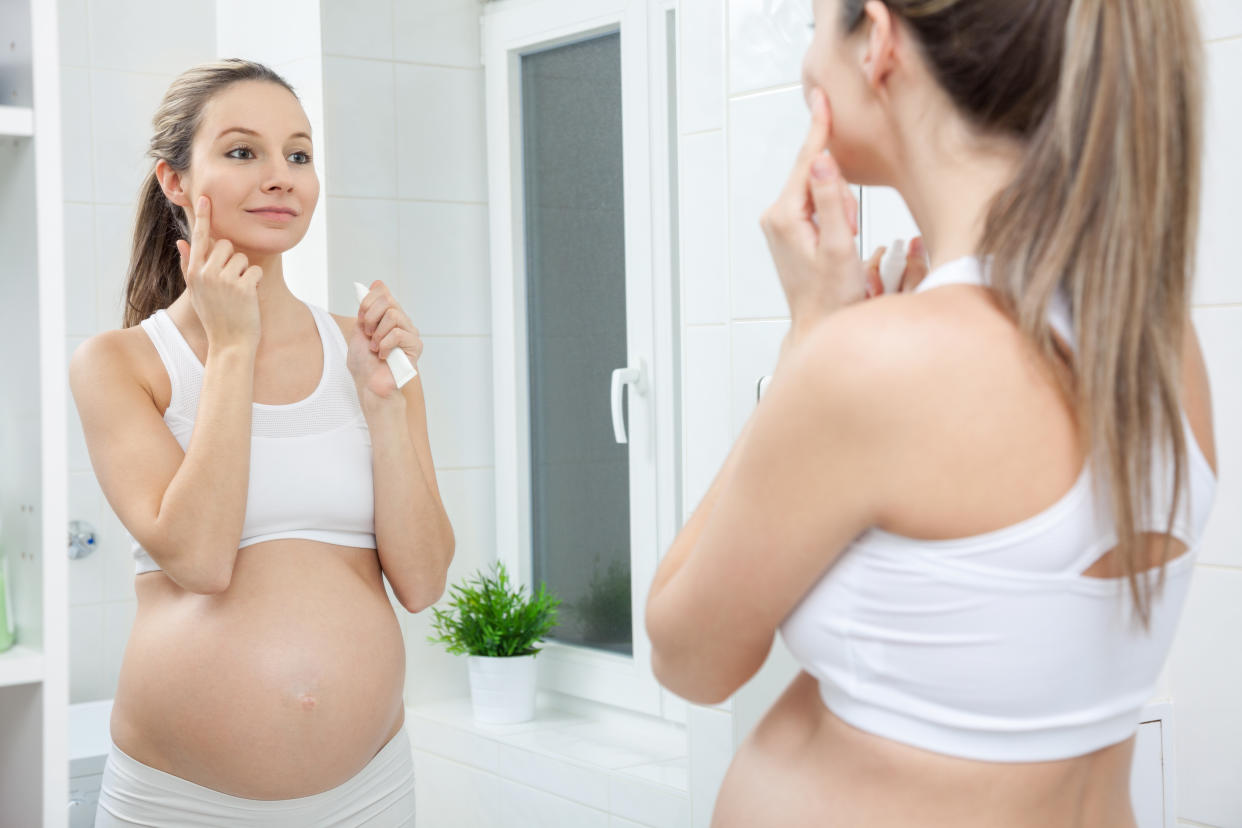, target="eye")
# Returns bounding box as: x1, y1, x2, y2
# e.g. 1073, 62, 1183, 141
226, 145, 255, 160
289, 151, 312, 164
